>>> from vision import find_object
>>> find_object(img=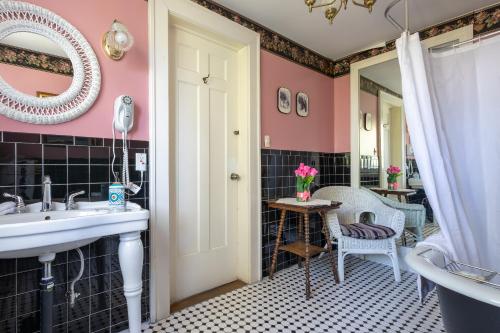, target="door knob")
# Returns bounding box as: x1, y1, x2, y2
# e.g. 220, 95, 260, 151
230, 173, 240, 181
